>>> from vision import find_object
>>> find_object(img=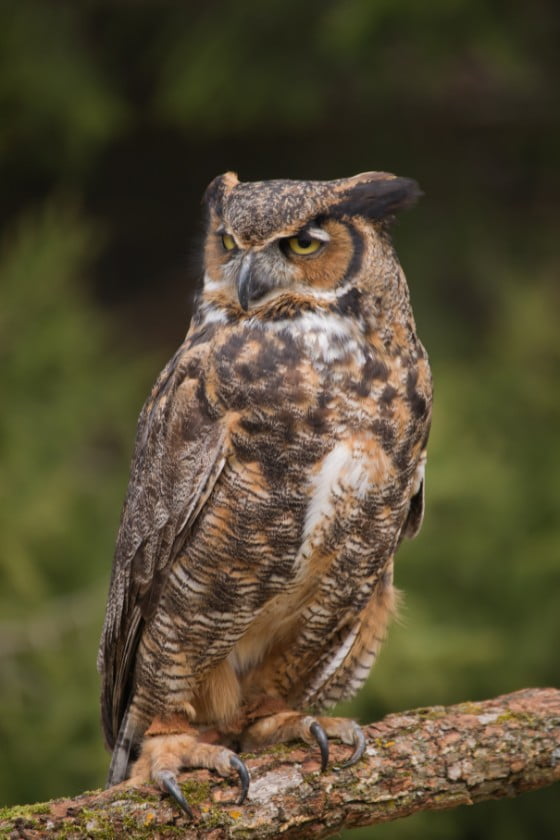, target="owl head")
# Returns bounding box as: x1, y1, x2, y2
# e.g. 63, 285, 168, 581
202, 171, 421, 312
